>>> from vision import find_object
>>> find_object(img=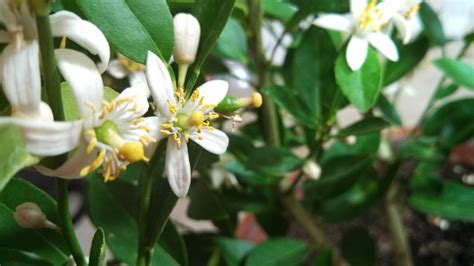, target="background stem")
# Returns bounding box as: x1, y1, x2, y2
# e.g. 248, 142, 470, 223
36, 13, 86, 266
